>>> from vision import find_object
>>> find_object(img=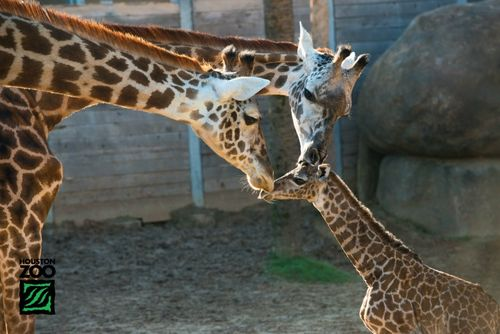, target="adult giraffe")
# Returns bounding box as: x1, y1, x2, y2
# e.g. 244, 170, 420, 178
0, 1, 275, 332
